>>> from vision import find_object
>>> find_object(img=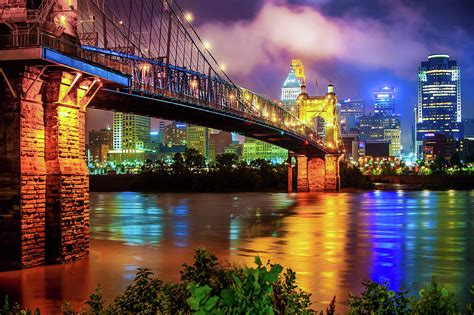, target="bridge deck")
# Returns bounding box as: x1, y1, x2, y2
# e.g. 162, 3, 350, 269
91, 88, 328, 156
